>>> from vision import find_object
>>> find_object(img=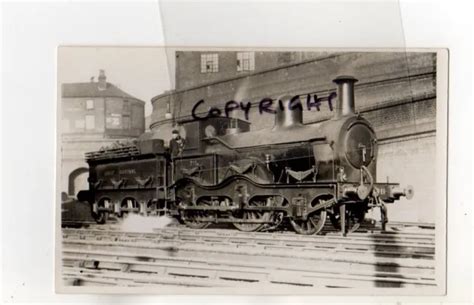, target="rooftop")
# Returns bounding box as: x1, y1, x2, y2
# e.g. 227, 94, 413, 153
62, 82, 144, 103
